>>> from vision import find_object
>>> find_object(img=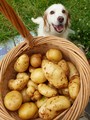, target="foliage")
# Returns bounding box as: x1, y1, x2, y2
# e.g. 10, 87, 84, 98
0, 0, 90, 57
